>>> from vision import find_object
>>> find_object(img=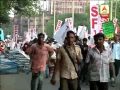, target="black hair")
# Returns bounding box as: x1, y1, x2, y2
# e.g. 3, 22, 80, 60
47, 40, 53, 44
94, 33, 105, 41
66, 31, 75, 37
88, 36, 90, 40
83, 38, 87, 41
37, 33, 45, 38
75, 36, 80, 41
33, 38, 38, 43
